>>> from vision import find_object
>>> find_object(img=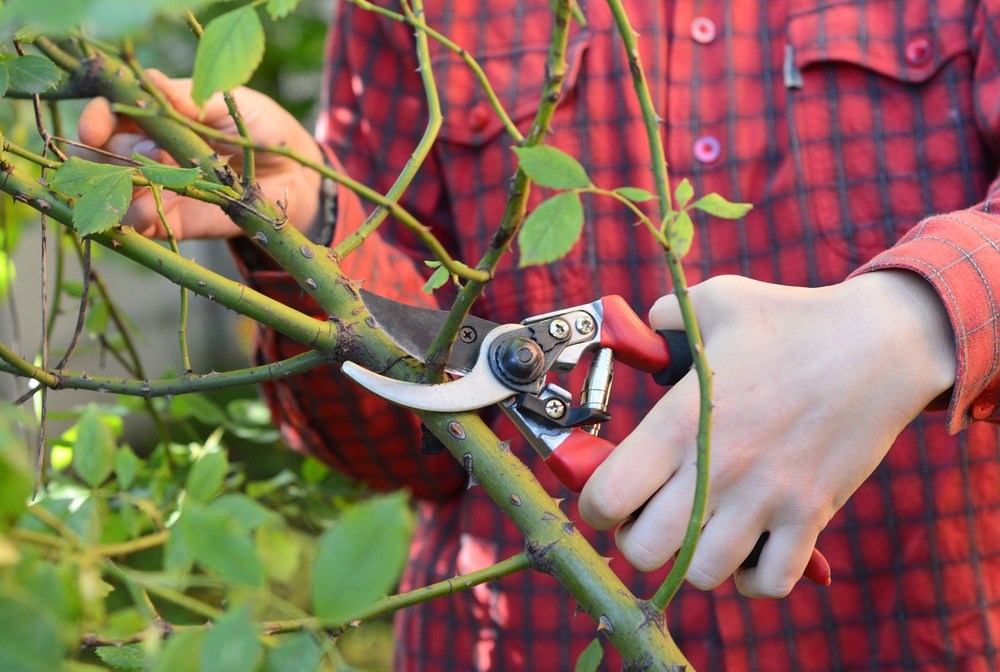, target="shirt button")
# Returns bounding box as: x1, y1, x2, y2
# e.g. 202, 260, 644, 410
904, 37, 933, 66
972, 396, 996, 420
690, 16, 717, 45
468, 103, 489, 132
693, 135, 721, 163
